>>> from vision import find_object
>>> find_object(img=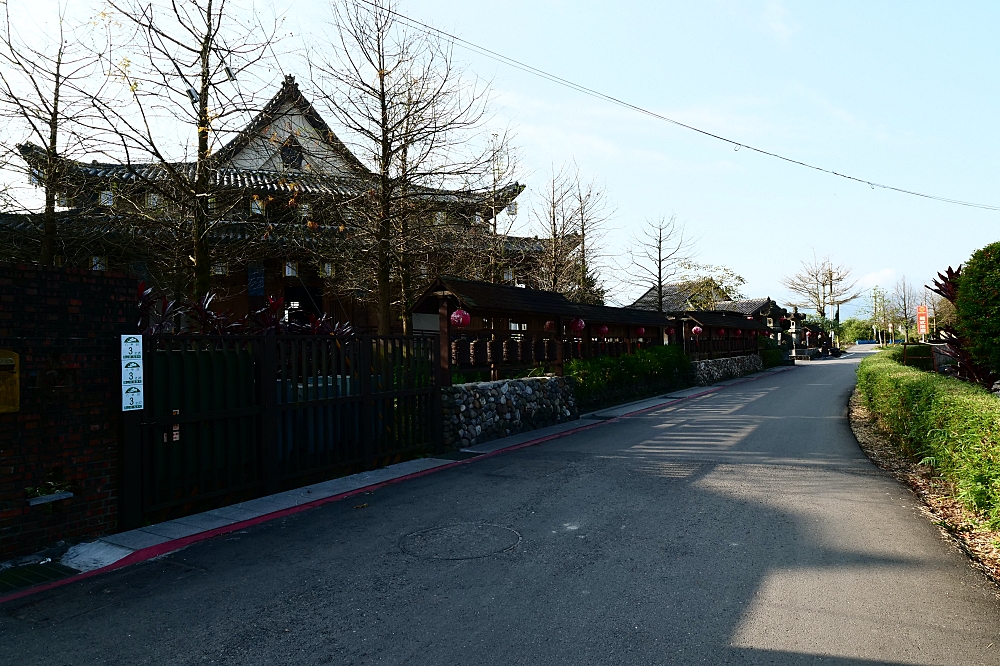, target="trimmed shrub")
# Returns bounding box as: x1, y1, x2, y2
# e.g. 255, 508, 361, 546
955, 241, 1000, 374
760, 349, 784, 369
566, 345, 690, 411
856, 349, 1000, 525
